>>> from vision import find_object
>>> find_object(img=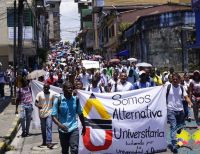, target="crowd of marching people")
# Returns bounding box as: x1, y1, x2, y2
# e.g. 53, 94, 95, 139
12, 42, 200, 154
